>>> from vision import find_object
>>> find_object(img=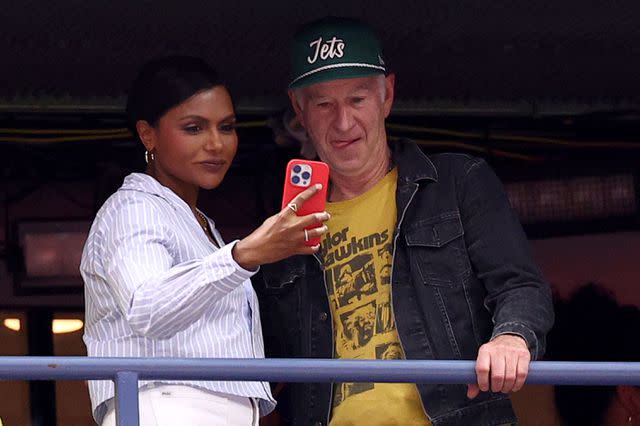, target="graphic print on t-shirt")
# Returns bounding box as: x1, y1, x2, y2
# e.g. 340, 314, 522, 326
323, 224, 396, 407
320, 169, 400, 409
333, 253, 378, 308
323, 168, 430, 425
